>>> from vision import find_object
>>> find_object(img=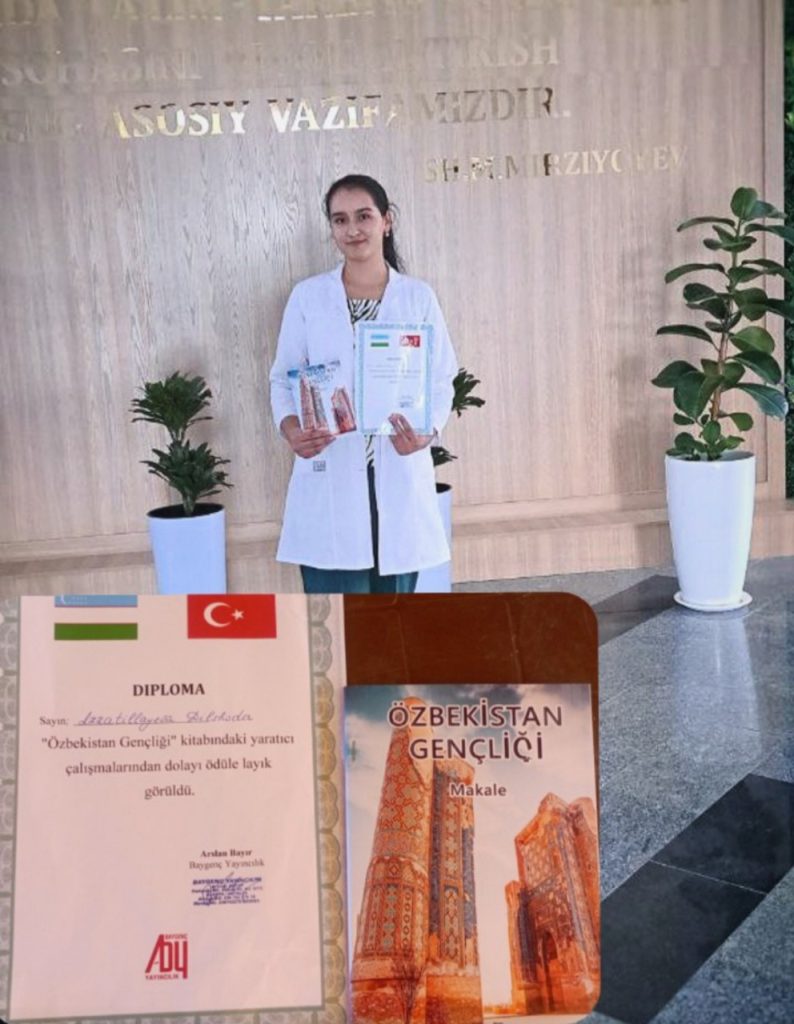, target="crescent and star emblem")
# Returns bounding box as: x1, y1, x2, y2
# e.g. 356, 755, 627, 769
202, 601, 245, 628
